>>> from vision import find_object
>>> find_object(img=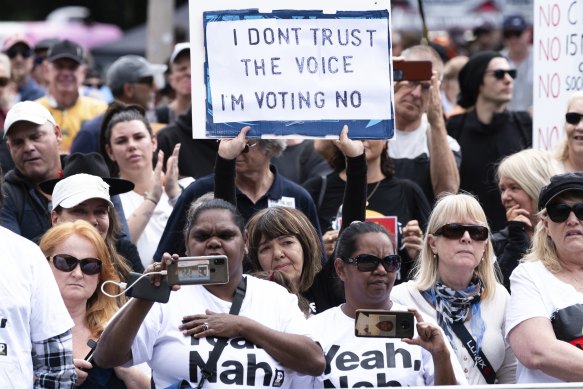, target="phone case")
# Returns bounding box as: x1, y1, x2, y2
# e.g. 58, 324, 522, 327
167, 255, 229, 286
354, 310, 415, 338
125, 272, 171, 303
393, 60, 432, 81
